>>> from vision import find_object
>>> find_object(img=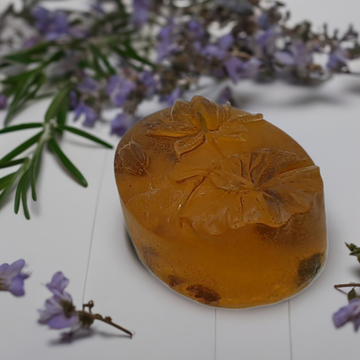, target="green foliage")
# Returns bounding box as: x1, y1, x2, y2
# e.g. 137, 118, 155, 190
346, 243, 360, 263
